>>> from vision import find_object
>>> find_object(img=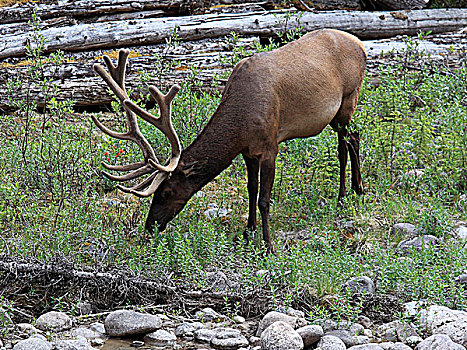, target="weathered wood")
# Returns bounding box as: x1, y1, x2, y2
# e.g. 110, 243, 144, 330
1, 32, 464, 112
0, 0, 209, 25
1, 8, 466, 59
360, 0, 428, 10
